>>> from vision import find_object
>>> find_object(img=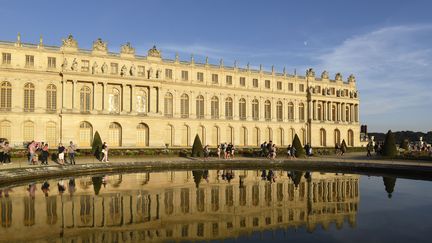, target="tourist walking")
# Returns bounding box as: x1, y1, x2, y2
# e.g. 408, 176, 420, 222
287, 145, 292, 158
366, 142, 373, 157
2, 141, 11, 164
68, 141, 77, 165
226, 143, 232, 159
261, 141, 267, 157
291, 146, 297, 159
41, 143, 49, 165
57, 143, 66, 165
101, 142, 109, 162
